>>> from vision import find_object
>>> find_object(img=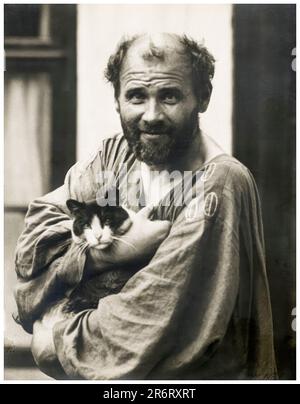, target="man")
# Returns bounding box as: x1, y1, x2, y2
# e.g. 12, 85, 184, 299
14, 33, 277, 380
